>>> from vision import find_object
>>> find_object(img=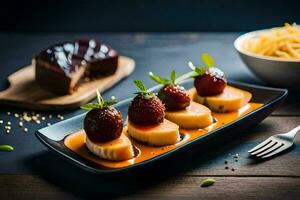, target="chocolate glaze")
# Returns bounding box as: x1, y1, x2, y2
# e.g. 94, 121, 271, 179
38, 39, 118, 76
34, 39, 119, 94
